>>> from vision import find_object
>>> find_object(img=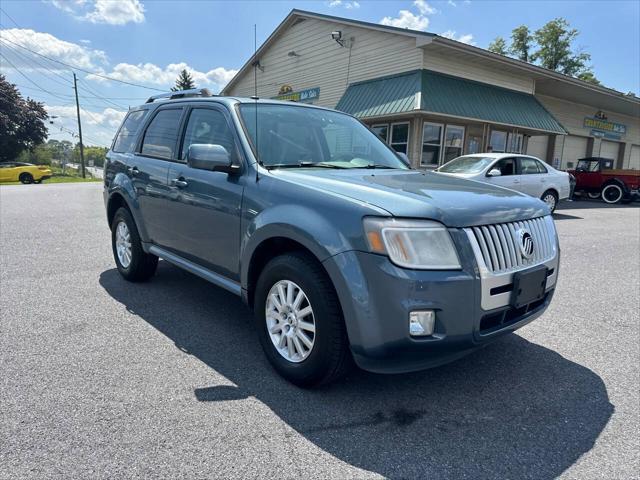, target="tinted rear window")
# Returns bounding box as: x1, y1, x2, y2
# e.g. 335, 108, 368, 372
112, 110, 149, 153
